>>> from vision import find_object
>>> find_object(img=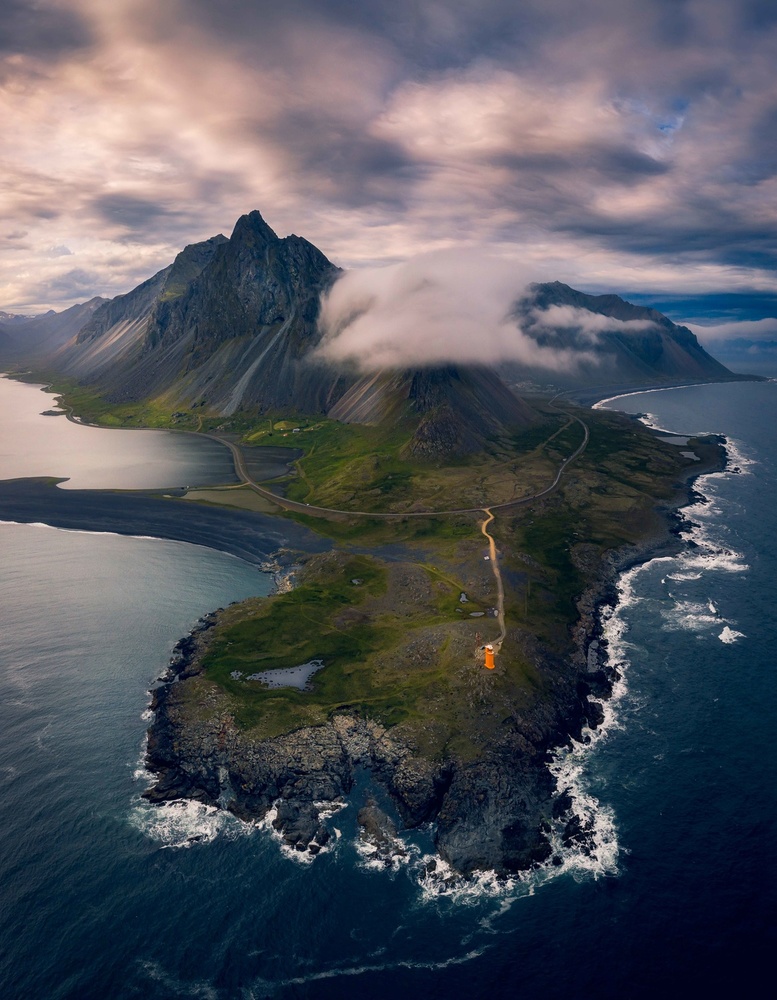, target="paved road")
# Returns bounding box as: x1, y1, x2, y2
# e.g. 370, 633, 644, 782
205, 410, 589, 521
208, 409, 589, 664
